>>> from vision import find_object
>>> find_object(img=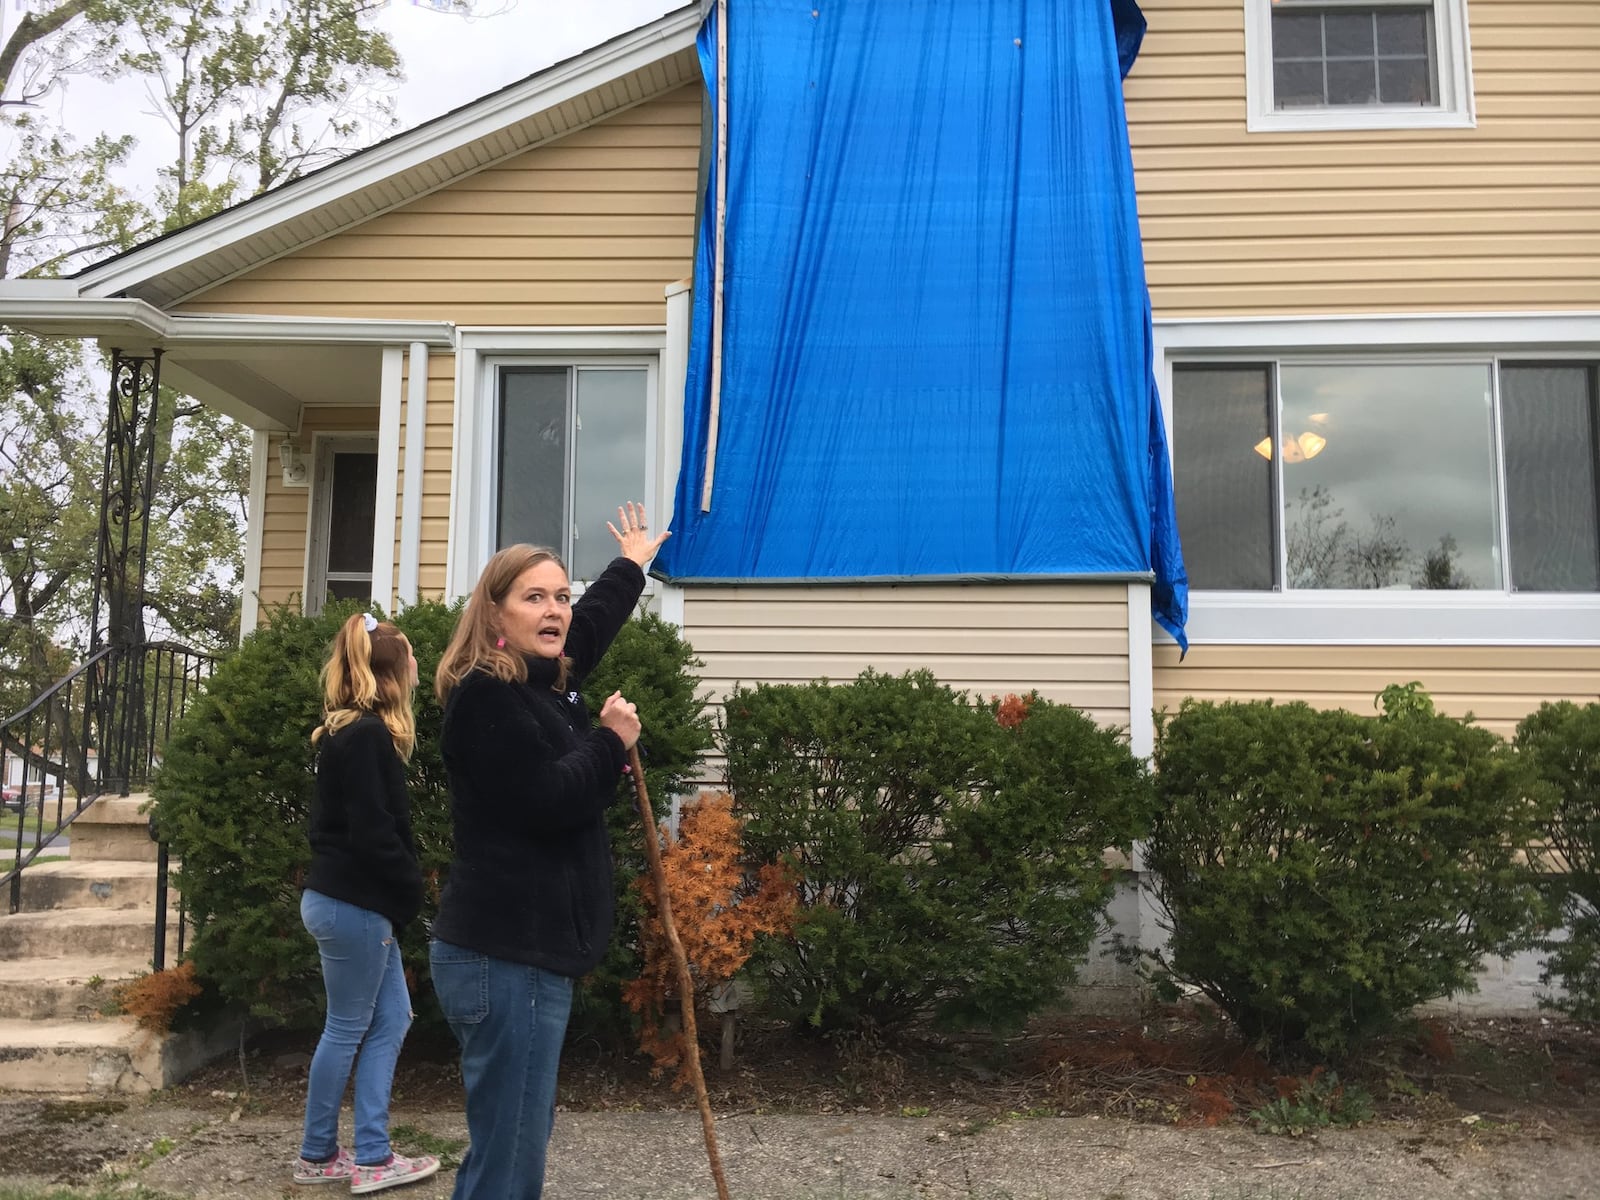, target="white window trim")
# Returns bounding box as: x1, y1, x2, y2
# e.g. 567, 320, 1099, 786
1244, 0, 1476, 133
447, 328, 668, 601
1154, 312, 1600, 646
305, 434, 379, 617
